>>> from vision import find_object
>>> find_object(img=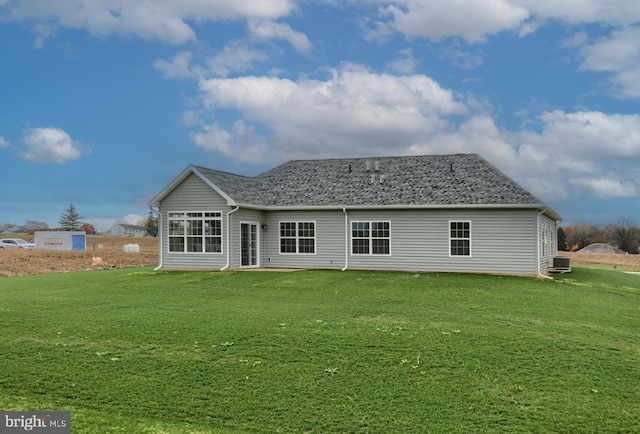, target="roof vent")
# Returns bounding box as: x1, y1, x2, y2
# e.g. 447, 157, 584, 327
380, 174, 387, 183
365, 160, 372, 171
374, 160, 380, 171
370, 174, 376, 184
